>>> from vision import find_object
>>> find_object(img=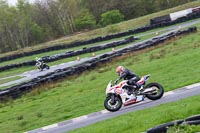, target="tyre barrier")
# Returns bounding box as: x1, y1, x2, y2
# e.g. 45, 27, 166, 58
185, 114, 200, 121
0, 36, 139, 72
0, 10, 199, 63
146, 114, 200, 133
0, 26, 197, 100
146, 120, 184, 133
